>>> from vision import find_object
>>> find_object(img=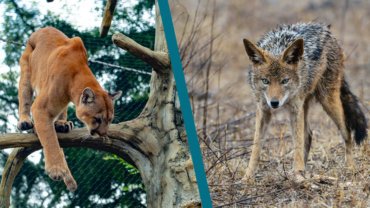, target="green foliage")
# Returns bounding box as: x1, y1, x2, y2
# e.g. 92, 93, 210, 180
11, 148, 145, 207
0, 0, 155, 207
0, 70, 19, 132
